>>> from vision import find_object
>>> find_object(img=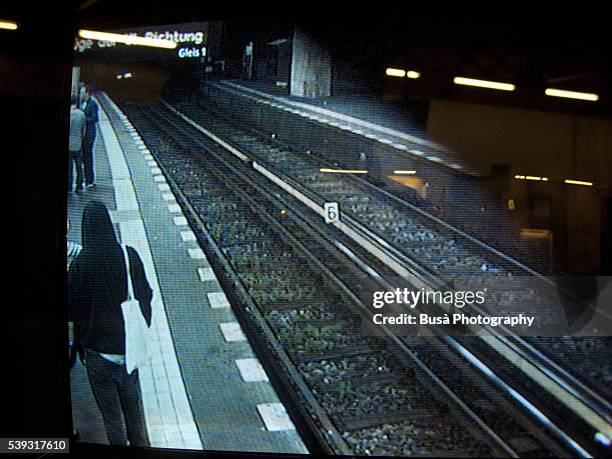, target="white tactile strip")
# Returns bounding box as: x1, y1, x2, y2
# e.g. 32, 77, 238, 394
96, 95, 203, 450
180, 231, 196, 242
256, 403, 296, 432
187, 247, 206, 259
197, 267, 216, 282
103, 92, 307, 452
235, 358, 269, 382
219, 322, 247, 342
173, 216, 188, 226
168, 203, 182, 213
207, 291, 230, 309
